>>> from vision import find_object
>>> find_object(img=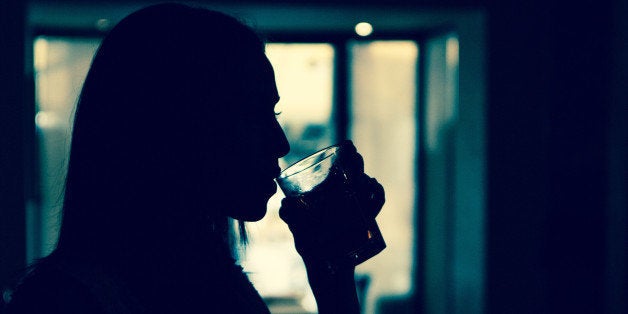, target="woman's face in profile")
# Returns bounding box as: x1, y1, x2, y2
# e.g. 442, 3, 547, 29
217, 54, 290, 222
